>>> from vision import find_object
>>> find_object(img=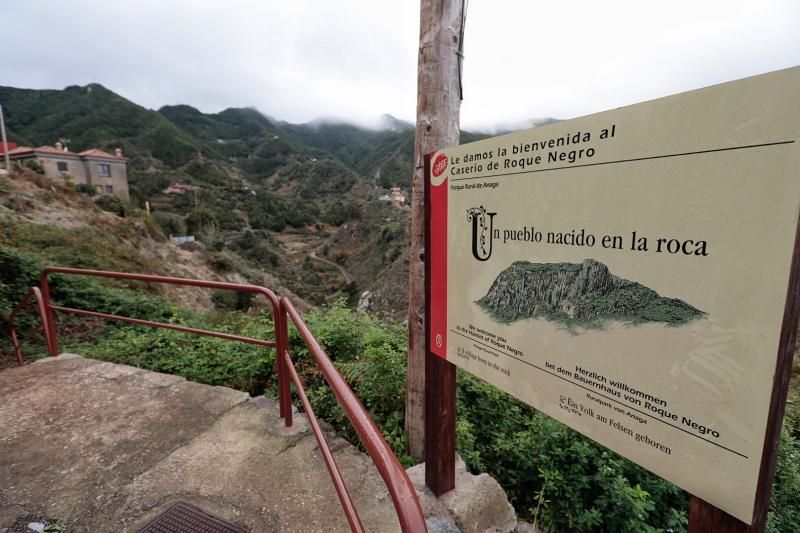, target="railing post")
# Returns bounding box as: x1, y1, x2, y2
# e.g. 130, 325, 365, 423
274, 308, 284, 419
10, 326, 24, 365
277, 303, 293, 426
39, 272, 59, 356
